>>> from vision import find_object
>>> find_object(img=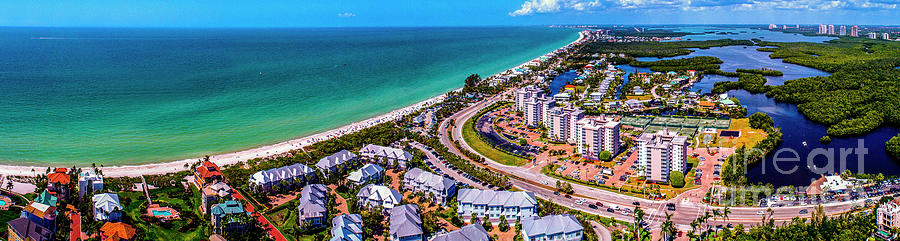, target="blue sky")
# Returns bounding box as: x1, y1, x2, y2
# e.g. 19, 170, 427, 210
0, 0, 896, 27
